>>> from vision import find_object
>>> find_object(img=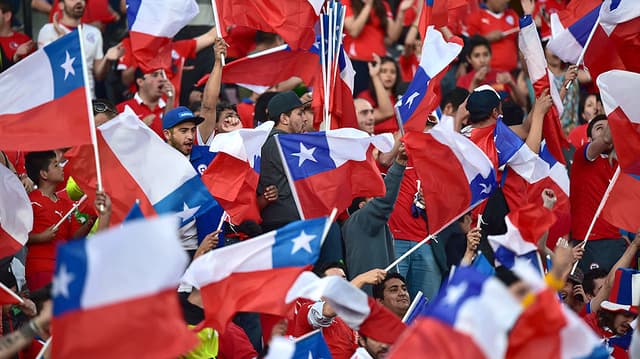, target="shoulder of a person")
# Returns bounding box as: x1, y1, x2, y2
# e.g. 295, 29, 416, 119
82, 23, 102, 35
